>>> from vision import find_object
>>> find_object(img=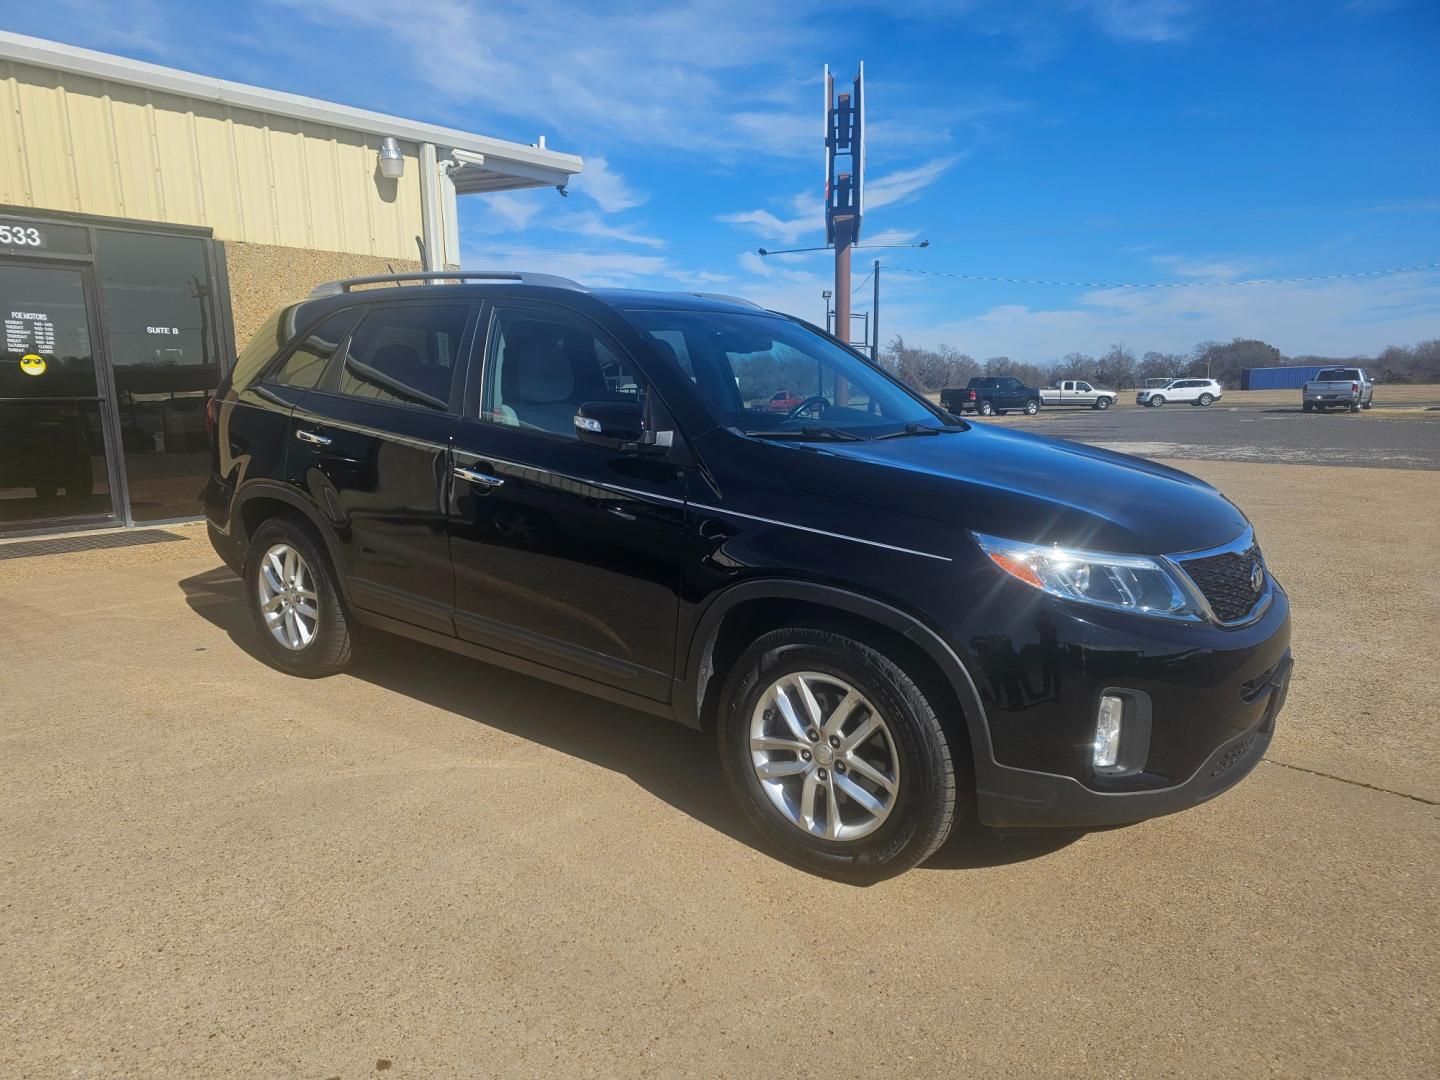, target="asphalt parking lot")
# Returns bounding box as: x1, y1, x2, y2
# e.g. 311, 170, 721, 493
987, 399, 1440, 470
3, 451, 1438, 1076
